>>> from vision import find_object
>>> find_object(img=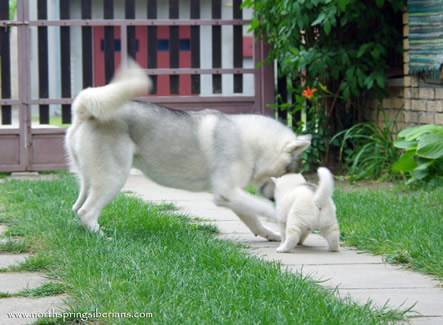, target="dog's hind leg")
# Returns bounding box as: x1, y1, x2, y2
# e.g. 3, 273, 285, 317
76, 173, 129, 233
214, 189, 281, 241
72, 174, 90, 218
322, 224, 340, 252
